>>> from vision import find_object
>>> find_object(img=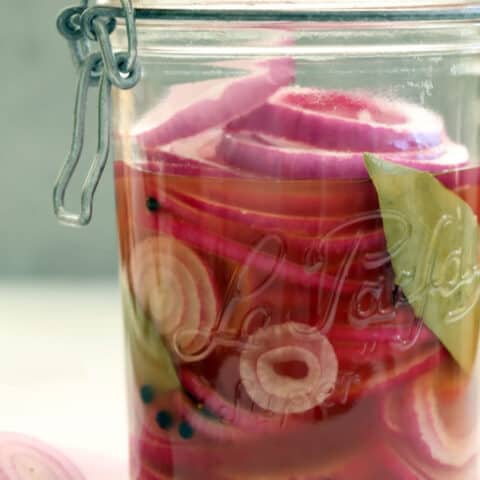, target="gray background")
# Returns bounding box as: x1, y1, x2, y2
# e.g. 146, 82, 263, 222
1, 1, 118, 278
